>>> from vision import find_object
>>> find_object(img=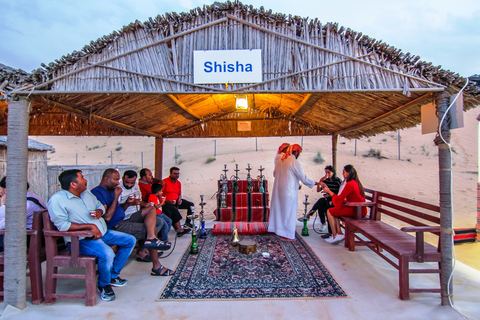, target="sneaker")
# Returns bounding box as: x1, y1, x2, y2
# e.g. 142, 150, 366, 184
331, 234, 345, 244
325, 236, 335, 243
98, 285, 115, 301
110, 276, 128, 287
319, 224, 328, 233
